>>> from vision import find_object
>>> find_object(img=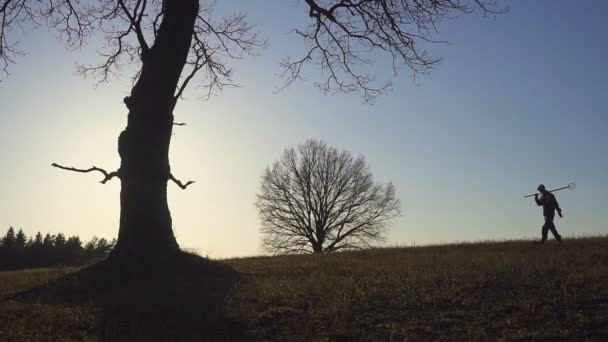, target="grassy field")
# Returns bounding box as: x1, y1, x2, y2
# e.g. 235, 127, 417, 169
1, 236, 607, 341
